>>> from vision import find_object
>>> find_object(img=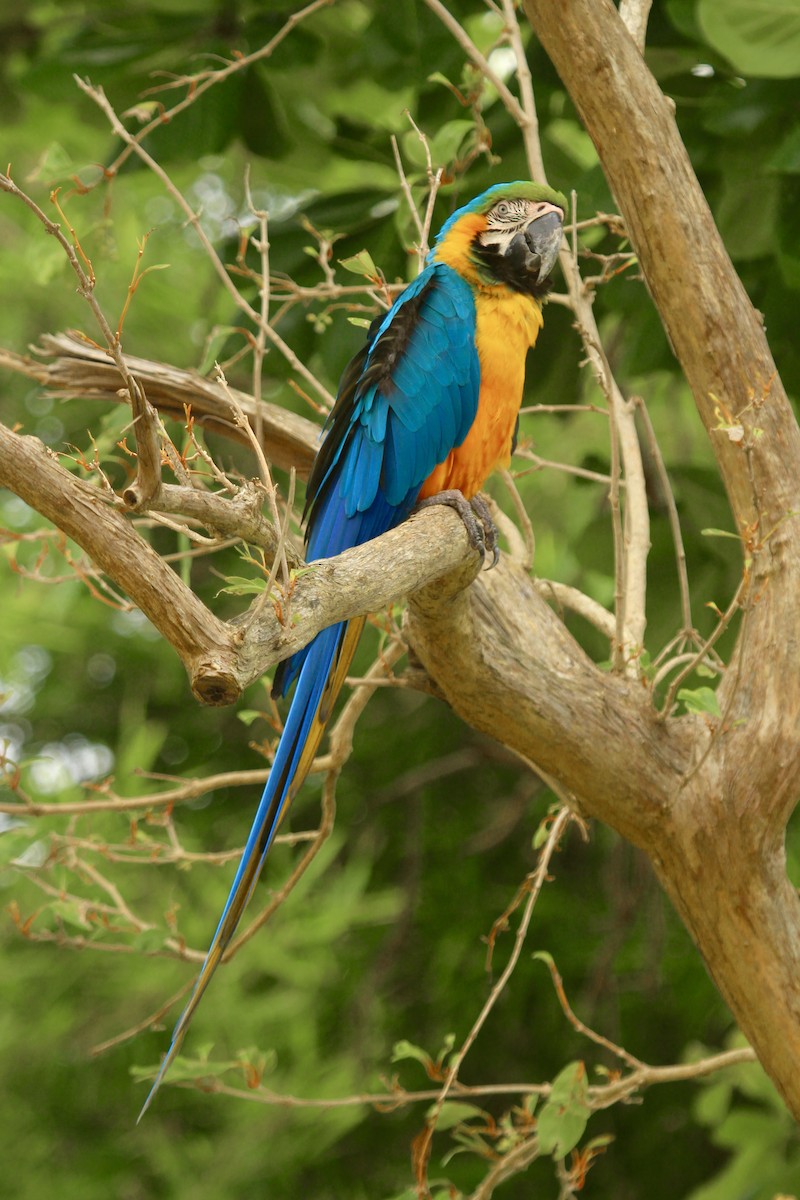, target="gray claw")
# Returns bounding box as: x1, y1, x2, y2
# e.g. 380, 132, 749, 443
415, 489, 499, 568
